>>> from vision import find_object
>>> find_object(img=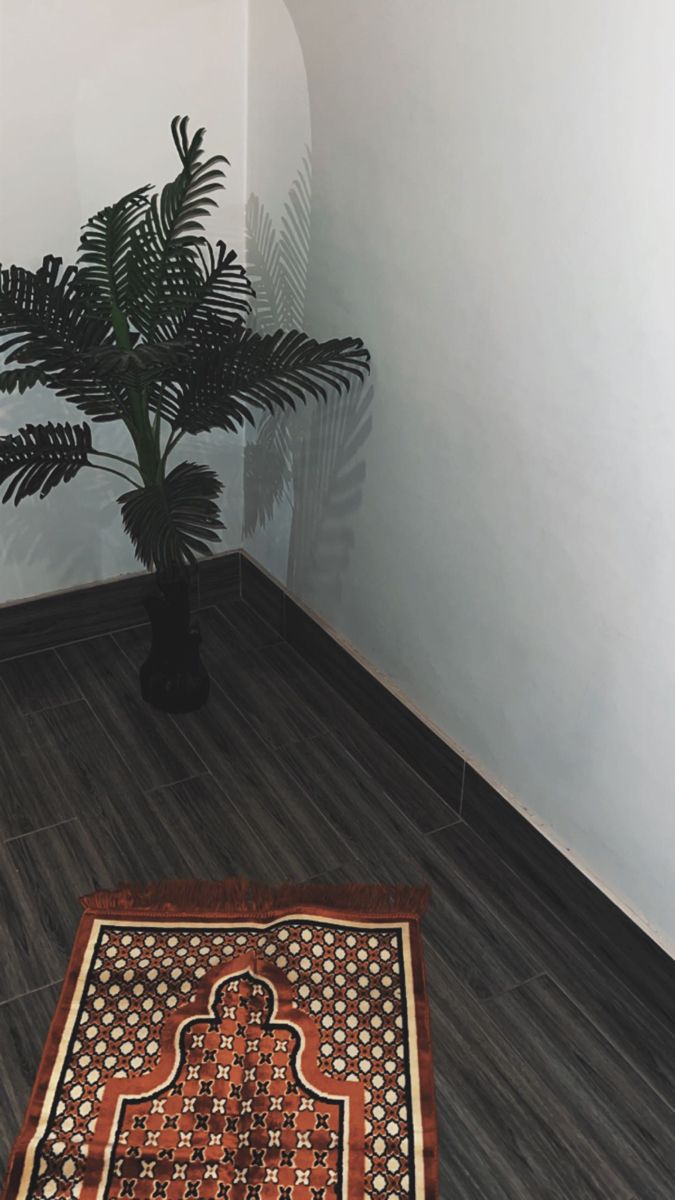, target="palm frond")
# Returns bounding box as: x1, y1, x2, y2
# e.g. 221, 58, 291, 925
127, 117, 229, 339
168, 240, 254, 339
0, 365, 48, 394
158, 326, 371, 435
118, 460, 224, 570
0, 256, 124, 420
77, 186, 151, 318
85, 338, 187, 385
0, 420, 93, 504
